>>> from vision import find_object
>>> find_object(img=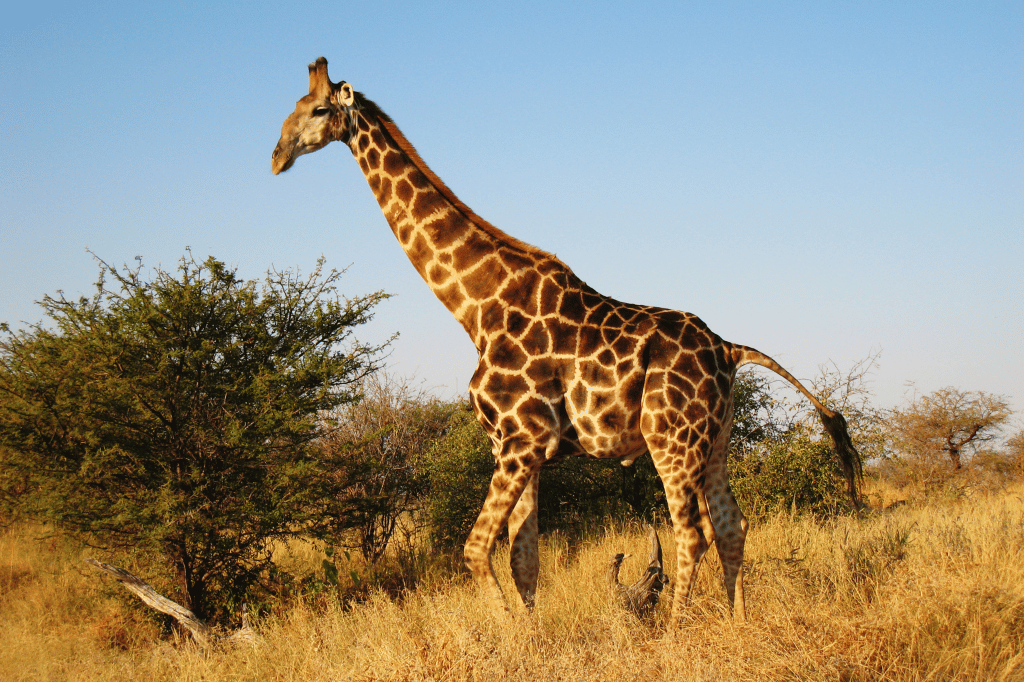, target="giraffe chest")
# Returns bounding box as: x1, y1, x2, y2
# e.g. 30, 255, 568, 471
472, 315, 650, 458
